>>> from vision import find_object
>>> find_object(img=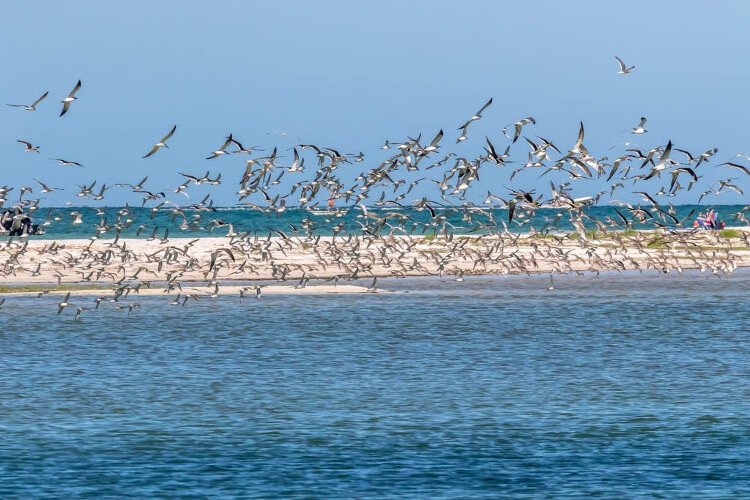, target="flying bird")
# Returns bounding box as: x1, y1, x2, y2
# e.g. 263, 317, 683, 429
719, 162, 750, 176
33, 179, 62, 193
631, 117, 647, 134
7, 91, 49, 111
420, 129, 444, 154
51, 158, 84, 167
455, 99, 493, 143
17, 140, 40, 153
57, 292, 71, 314
615, 56, 635, 74
458, 98, 493, 129
60, 80, 82, 116
207, 134, 233, 159
143, 125, 177, 158
505, 117, 536, 143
